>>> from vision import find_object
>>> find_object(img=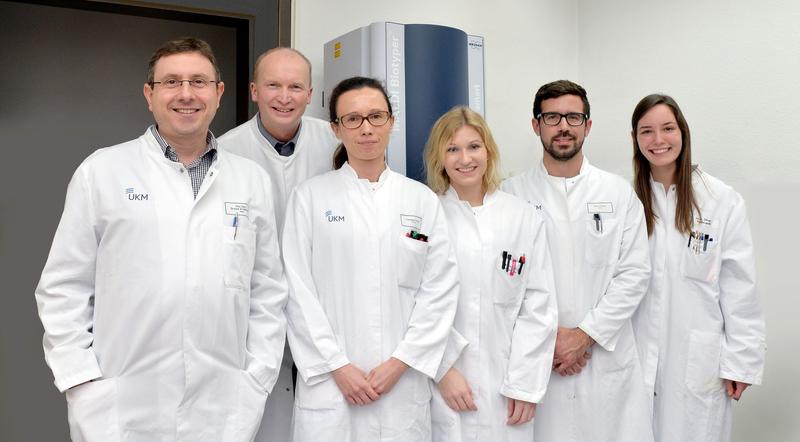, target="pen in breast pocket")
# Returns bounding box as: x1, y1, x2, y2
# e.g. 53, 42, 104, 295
593, 213, 602, 233
233, 215, 238, 240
